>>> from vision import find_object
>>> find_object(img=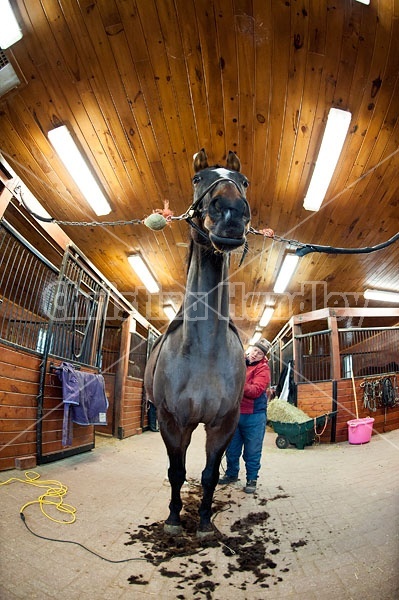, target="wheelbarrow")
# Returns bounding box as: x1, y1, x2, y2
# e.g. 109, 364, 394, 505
269, 411, 337, 450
